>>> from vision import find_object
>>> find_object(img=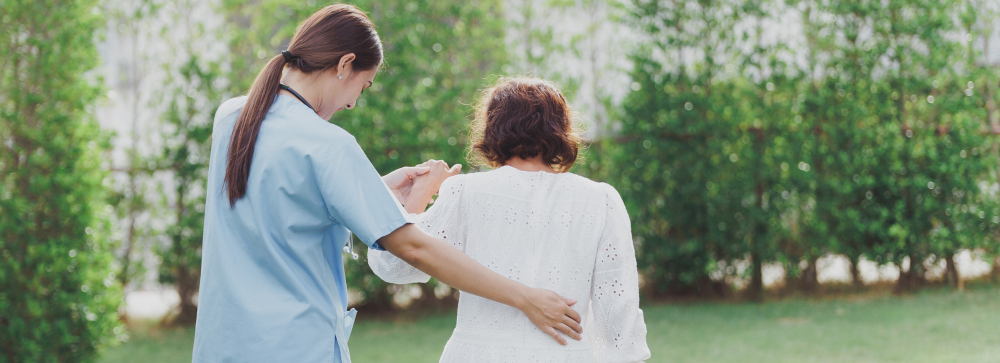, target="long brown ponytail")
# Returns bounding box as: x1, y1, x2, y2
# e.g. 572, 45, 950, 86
224, 4, 383, 207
